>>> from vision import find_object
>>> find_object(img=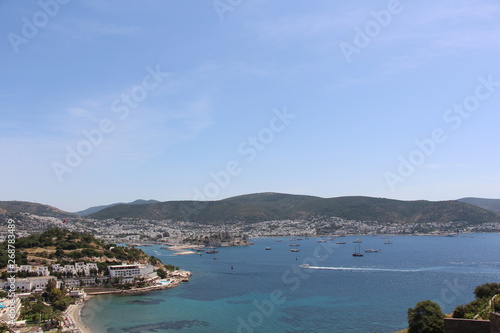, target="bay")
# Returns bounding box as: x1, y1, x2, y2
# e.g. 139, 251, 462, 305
82, 233, 500, 333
